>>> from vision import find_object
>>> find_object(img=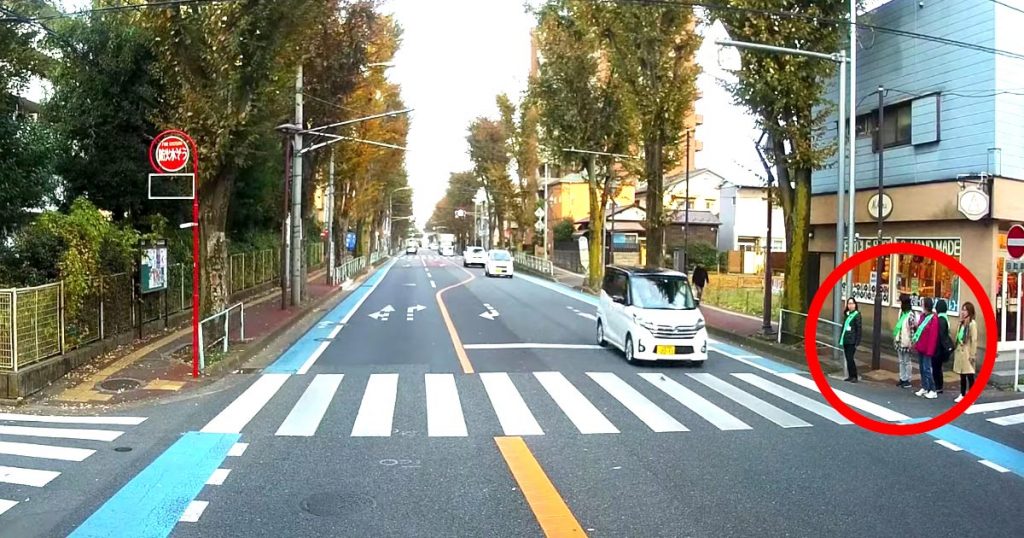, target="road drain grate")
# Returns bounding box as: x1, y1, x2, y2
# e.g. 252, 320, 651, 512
98, 378, 142, 393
